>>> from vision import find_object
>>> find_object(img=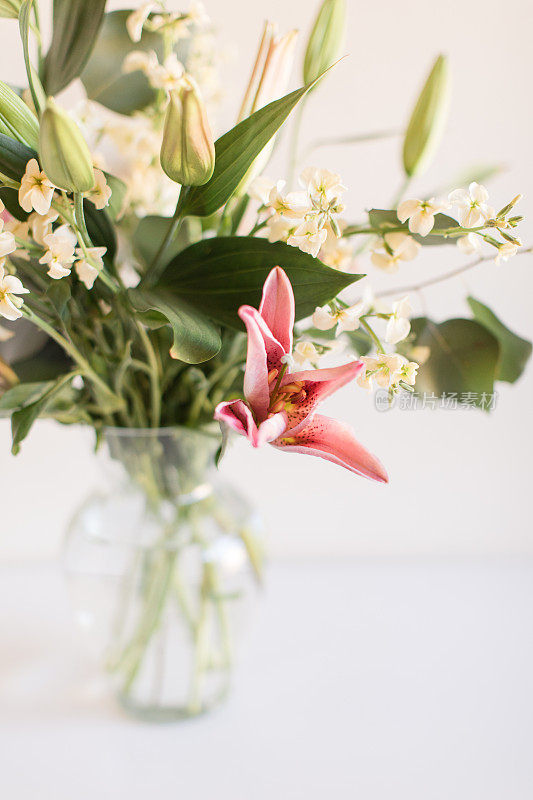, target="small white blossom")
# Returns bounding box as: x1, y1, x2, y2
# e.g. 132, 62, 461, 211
0, 262, 29, 321
267, 180, 309, 219
371, 232, 421, 273
150, 53, 186, 92
266, 215, 298, 244
448, 182, 493, 228
0, 218, 17, 259
29, 209, 59, 246
74, 246, 107, 289
292, 341, 320, 368
495, 241, 520, 265
39, 224, 77, 280
358, 353, 419, 390
300, 167, 346, 213
122, 49, 160, 78
248, 175, 275, 206
19, 159, 55, 215
397, 197, 449, 237
4, 218, 30, 260
287, 217, 327, 258
457, 232, 482, 255
313, 299, 368, 336
385, 296, 412, 345
87, 169, 112, 211
126, 3, 158, 42
320, 225, 355, 271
